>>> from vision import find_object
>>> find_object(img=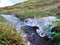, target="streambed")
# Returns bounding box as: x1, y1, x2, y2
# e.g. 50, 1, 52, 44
0, 14, 60, 45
